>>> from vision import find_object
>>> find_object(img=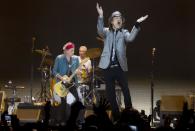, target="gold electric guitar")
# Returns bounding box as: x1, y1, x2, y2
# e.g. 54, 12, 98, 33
53, 57, 89, 97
